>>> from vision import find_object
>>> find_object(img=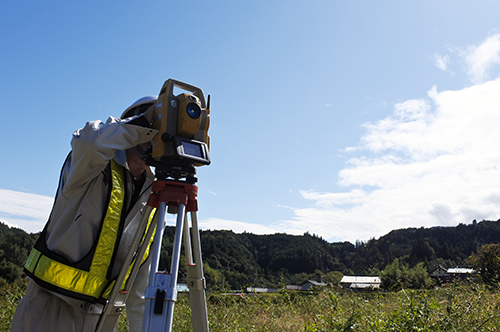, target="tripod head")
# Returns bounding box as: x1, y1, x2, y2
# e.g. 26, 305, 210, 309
154, 162, 198, 184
